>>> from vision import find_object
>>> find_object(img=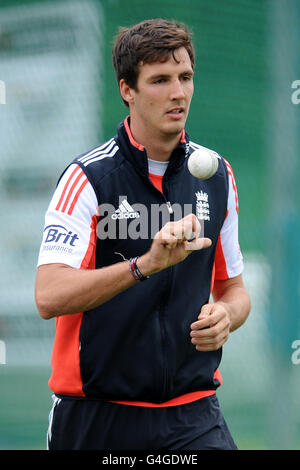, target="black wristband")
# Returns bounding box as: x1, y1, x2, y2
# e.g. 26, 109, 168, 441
129, 256, 149, 282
